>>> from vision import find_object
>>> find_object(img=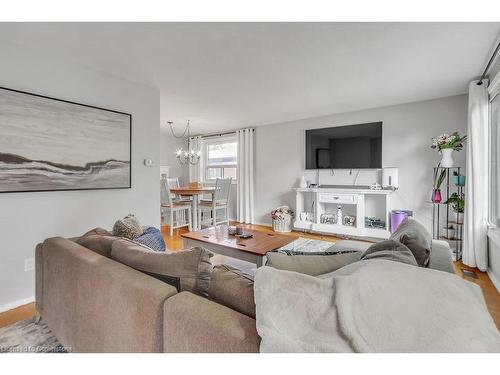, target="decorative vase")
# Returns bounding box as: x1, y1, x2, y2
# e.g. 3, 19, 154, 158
299, 176, 308, 188
336, 205, 343, 225
440, 149, 454, 168
452, 175, 466, 186
431, 189, 442, 203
